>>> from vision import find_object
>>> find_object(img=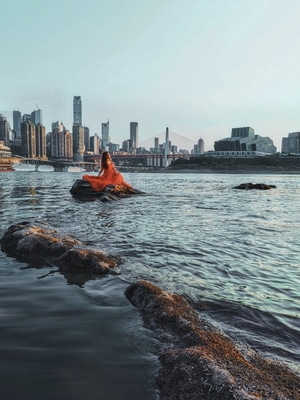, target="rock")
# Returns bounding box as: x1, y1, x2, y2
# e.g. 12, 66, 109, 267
233, 182, 277, 190
125, 281, 300, 400
1, 222, 121, 284
70, 179, 145, 201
